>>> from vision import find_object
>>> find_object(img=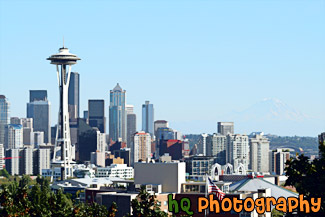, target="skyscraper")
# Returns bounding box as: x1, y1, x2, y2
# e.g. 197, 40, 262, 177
29, 90, 47, 102
77, 118, 99, 162
226, 134, 249, 170
27, 91, 51, 143
88, 99, 106, 133
33, 148, 51, 175
142, 101, 154, 138
206, 134, 227, 164
126, 105, 136, 147
269, 149, 290, 175
250, 132, 269, 173
4, 124, 23, 149
68, 72, 80, 120
155, 127, 175, 158
21, 118, 33, 146
217, 122, 234, 136
198, 133, 208, 156
10, 117, 22, 125
109, 83, 126, 143
19, 148, 33, 175
154, 120, 168, 136
131, 131, 151, 165
0, 95, 10, 144
33, 131, 44, 148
